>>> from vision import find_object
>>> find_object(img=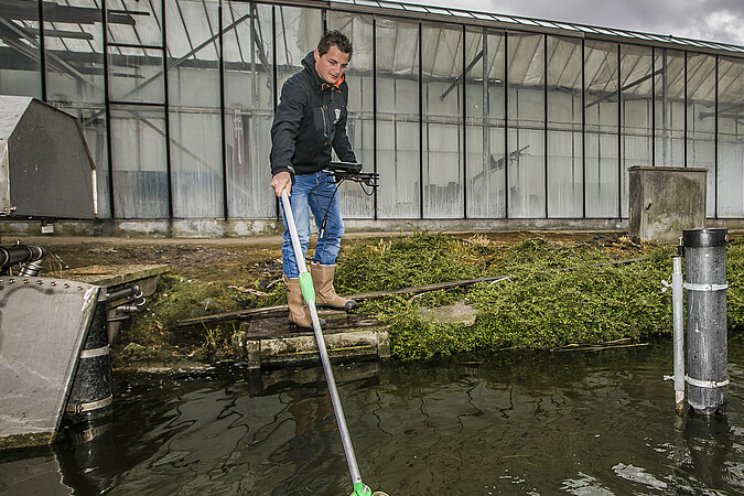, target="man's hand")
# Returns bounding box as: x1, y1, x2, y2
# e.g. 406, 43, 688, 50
271, 171, 292, 197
